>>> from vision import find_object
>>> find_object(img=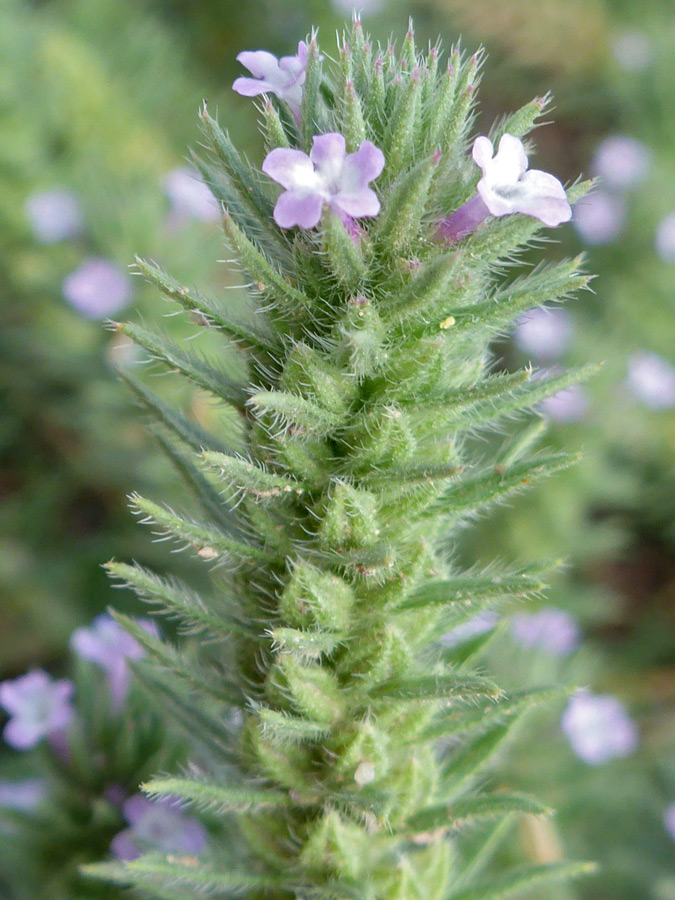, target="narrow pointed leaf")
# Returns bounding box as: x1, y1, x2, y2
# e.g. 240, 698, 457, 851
142, 776, 290, 814
117, 321, 248, 408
